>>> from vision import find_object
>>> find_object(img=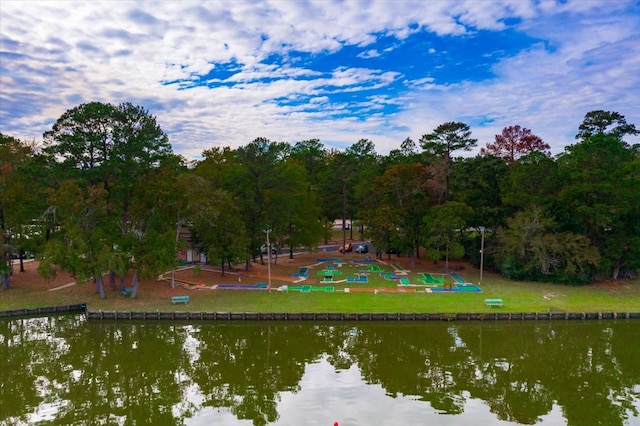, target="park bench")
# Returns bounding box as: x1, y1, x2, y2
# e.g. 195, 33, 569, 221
484, 298, 503, 308
171, 295, 190, 304
121, 287, 134, 297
